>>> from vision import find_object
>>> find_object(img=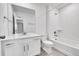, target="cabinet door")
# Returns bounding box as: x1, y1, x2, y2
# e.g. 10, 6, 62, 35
28, 38, 41, 56
0, 3, 8, 35
22, 39, 28, 56
2, 40, 24, 56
